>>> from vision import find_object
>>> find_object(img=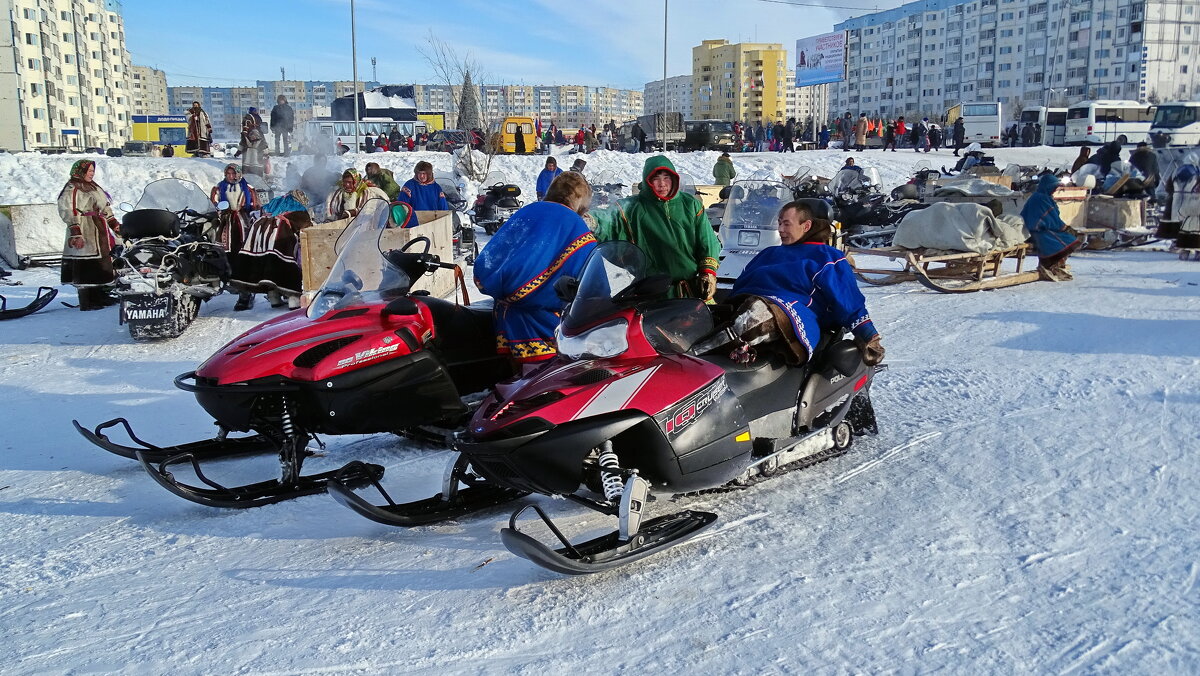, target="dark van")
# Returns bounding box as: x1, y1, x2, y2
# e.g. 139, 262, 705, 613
683, 120, 735, 151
